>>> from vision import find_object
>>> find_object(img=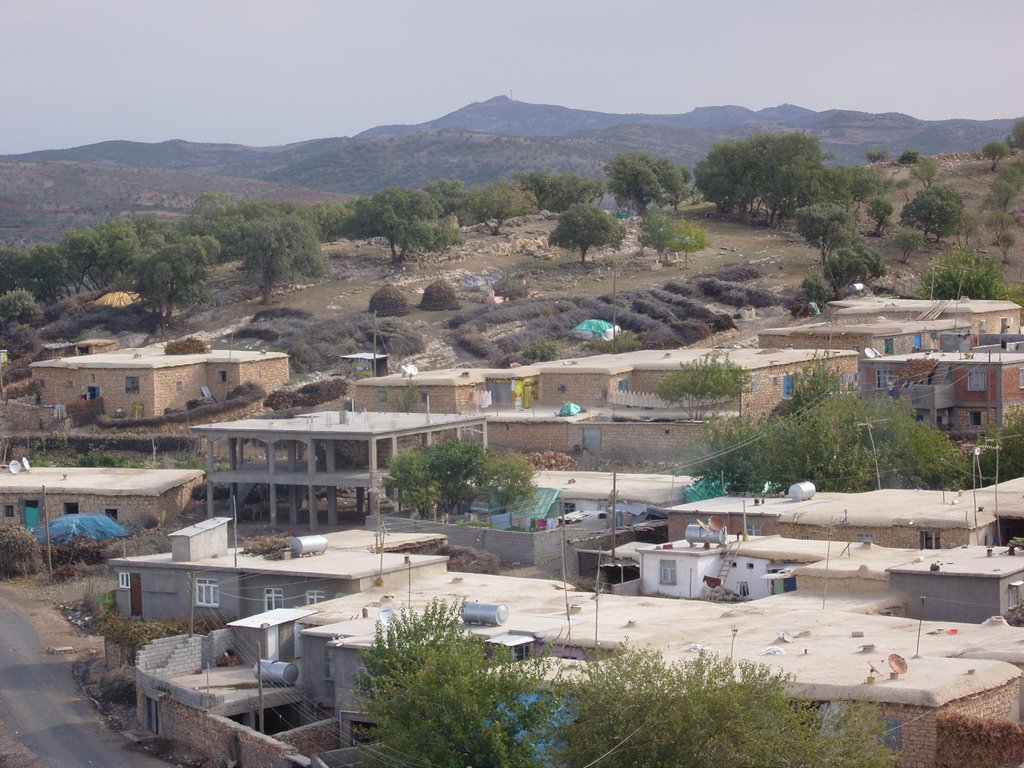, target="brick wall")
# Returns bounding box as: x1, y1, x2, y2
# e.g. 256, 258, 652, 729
353, 383, 480, 414
276, 718, 339, 754
776, 522, 975, 549
488, 419, 702, 462
537, 370, 618, 407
